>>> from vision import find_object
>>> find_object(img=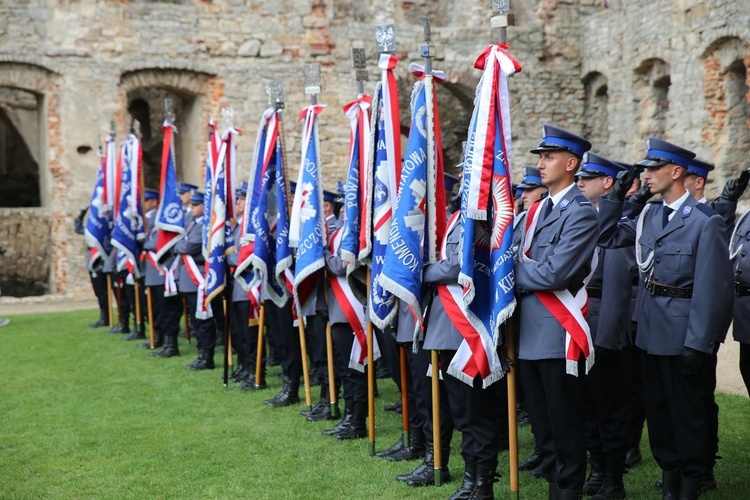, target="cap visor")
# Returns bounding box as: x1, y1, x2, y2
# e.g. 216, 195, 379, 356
530, 145, 567, 155
636, 158, 669, 168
